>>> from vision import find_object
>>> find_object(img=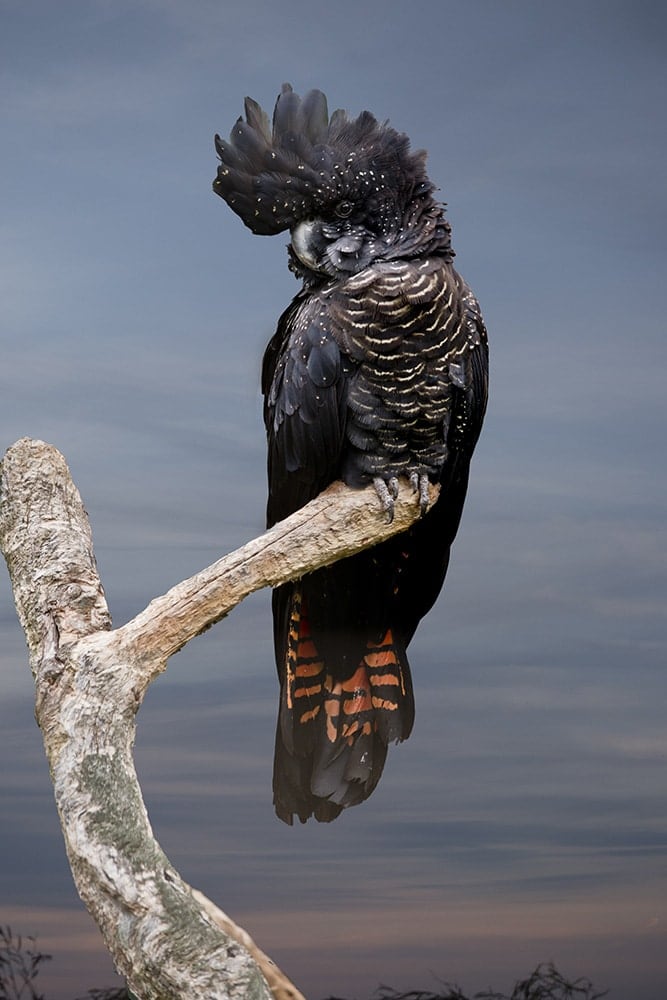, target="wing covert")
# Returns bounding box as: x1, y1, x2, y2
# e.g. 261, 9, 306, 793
263, 294, 352, 526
